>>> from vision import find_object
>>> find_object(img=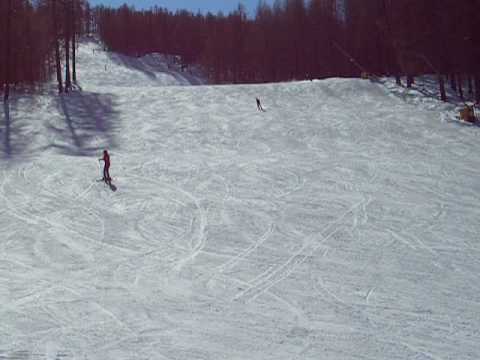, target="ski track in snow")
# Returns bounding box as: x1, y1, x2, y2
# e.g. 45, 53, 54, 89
1, 40, 480, 359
